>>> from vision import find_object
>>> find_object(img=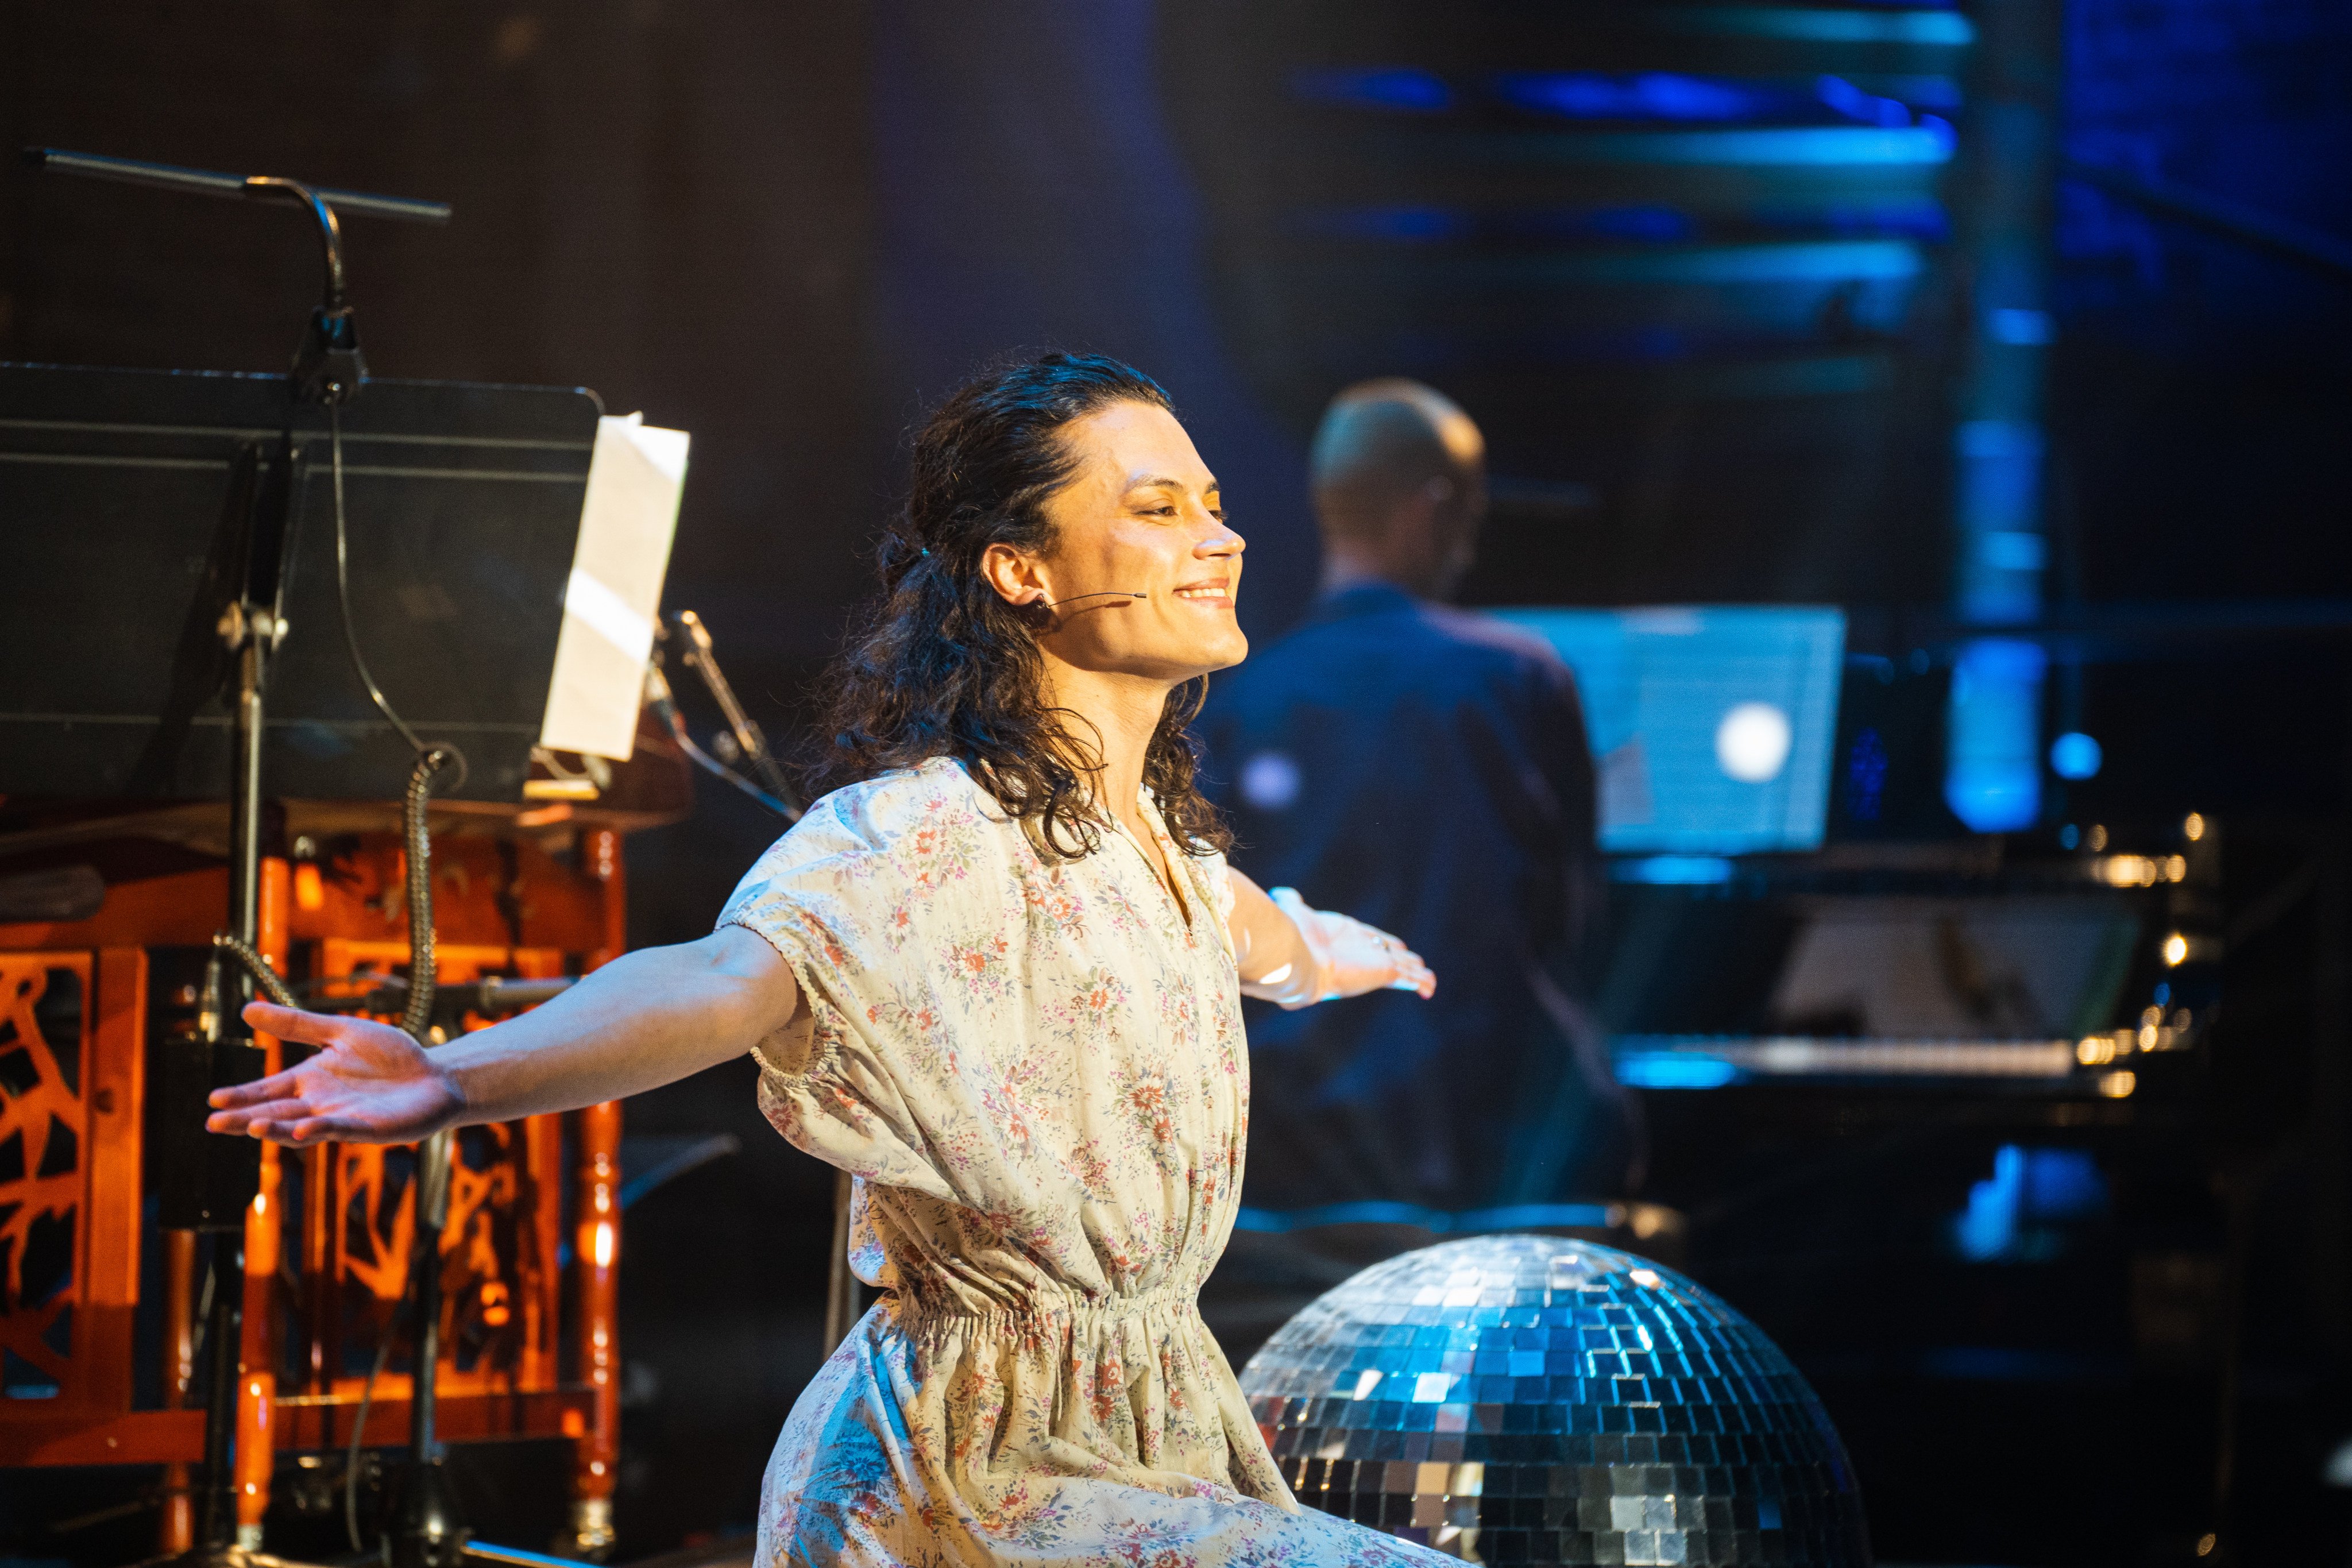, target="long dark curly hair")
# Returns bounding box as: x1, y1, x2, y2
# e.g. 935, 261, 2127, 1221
808, 353, 1233, 862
